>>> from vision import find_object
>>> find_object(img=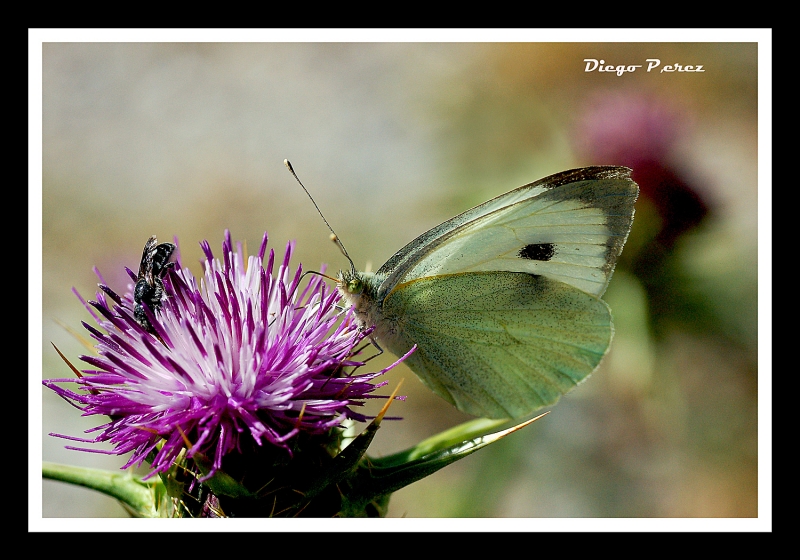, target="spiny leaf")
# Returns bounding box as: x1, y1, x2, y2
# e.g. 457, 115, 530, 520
343, 413, 548, 511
